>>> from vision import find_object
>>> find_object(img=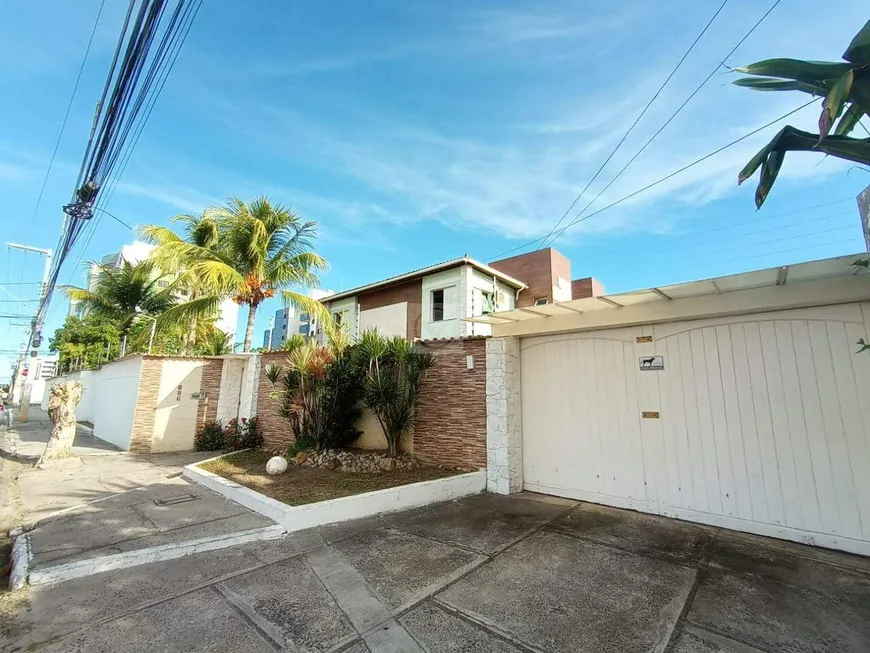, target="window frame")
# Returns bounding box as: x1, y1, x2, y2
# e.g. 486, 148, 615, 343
534, 297, 549, 306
